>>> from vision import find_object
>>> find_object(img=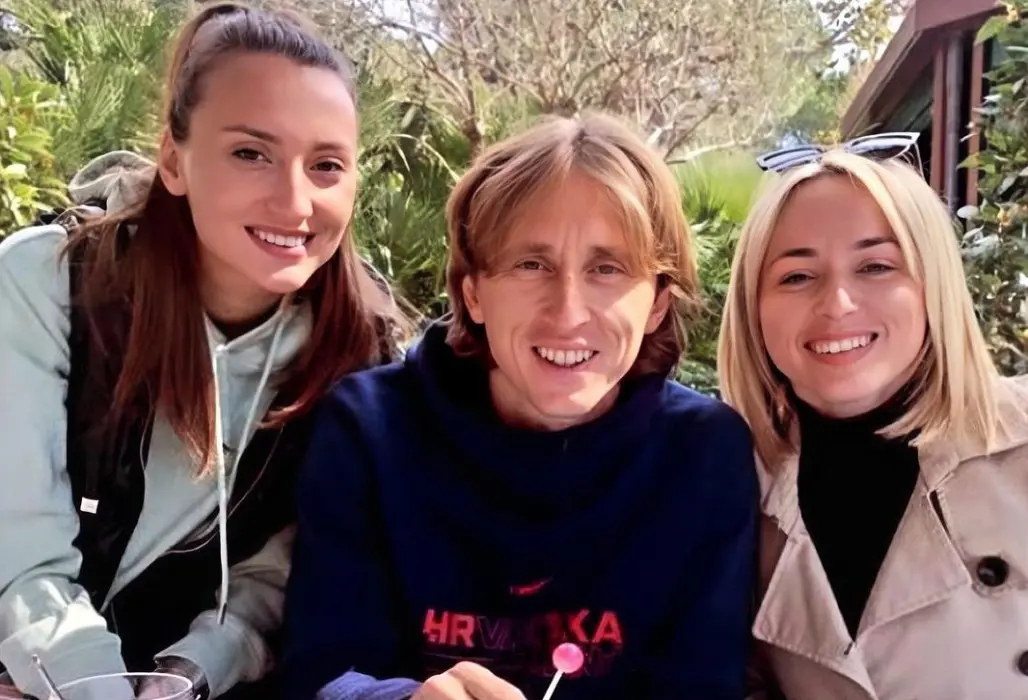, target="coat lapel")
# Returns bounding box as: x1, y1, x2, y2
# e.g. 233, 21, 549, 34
862, 379, 1028, 631
857, 472, 971, 635
753, 376, 1028, 698
753, 455, 878, 698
